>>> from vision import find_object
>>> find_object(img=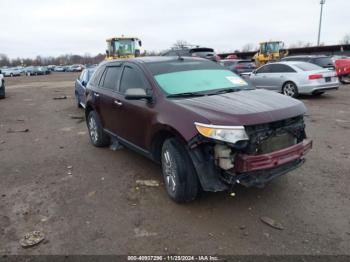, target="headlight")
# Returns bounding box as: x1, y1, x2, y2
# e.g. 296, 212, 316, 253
195, 122, 249, 144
